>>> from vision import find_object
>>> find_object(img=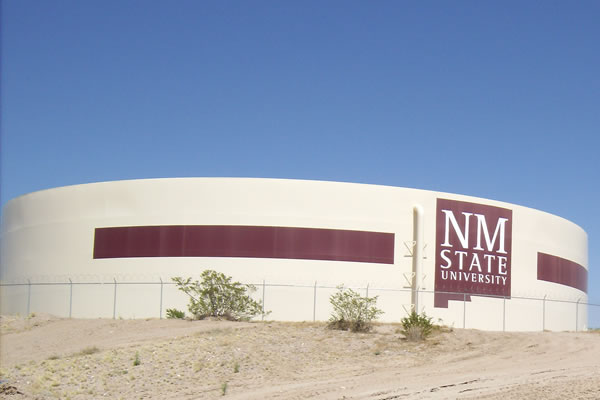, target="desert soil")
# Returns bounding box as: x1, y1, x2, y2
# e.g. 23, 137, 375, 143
1, 313, 599, 399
